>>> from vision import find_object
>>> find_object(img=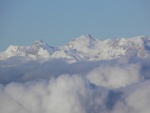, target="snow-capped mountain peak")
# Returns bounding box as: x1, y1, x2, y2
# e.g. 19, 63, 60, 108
26, 40, 58, 59
68, 34, 96, 44
32, 40, 50, 49
66, 34, 98, 52
0, 35, 150, 65
86, 34, 97, 41
35, 39, 44, 44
